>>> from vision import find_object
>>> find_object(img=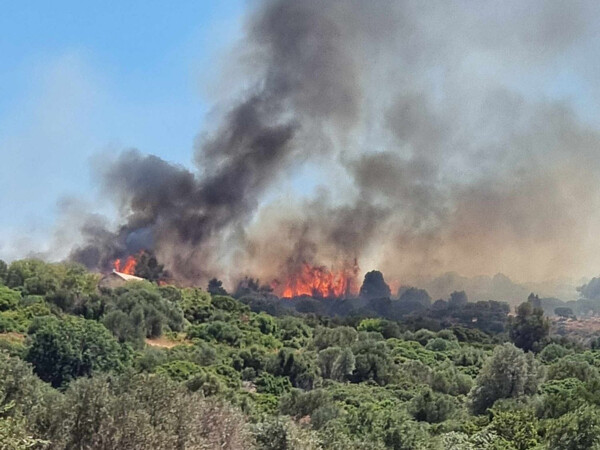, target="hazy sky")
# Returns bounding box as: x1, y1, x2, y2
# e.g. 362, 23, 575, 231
0, 1, 245, 257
